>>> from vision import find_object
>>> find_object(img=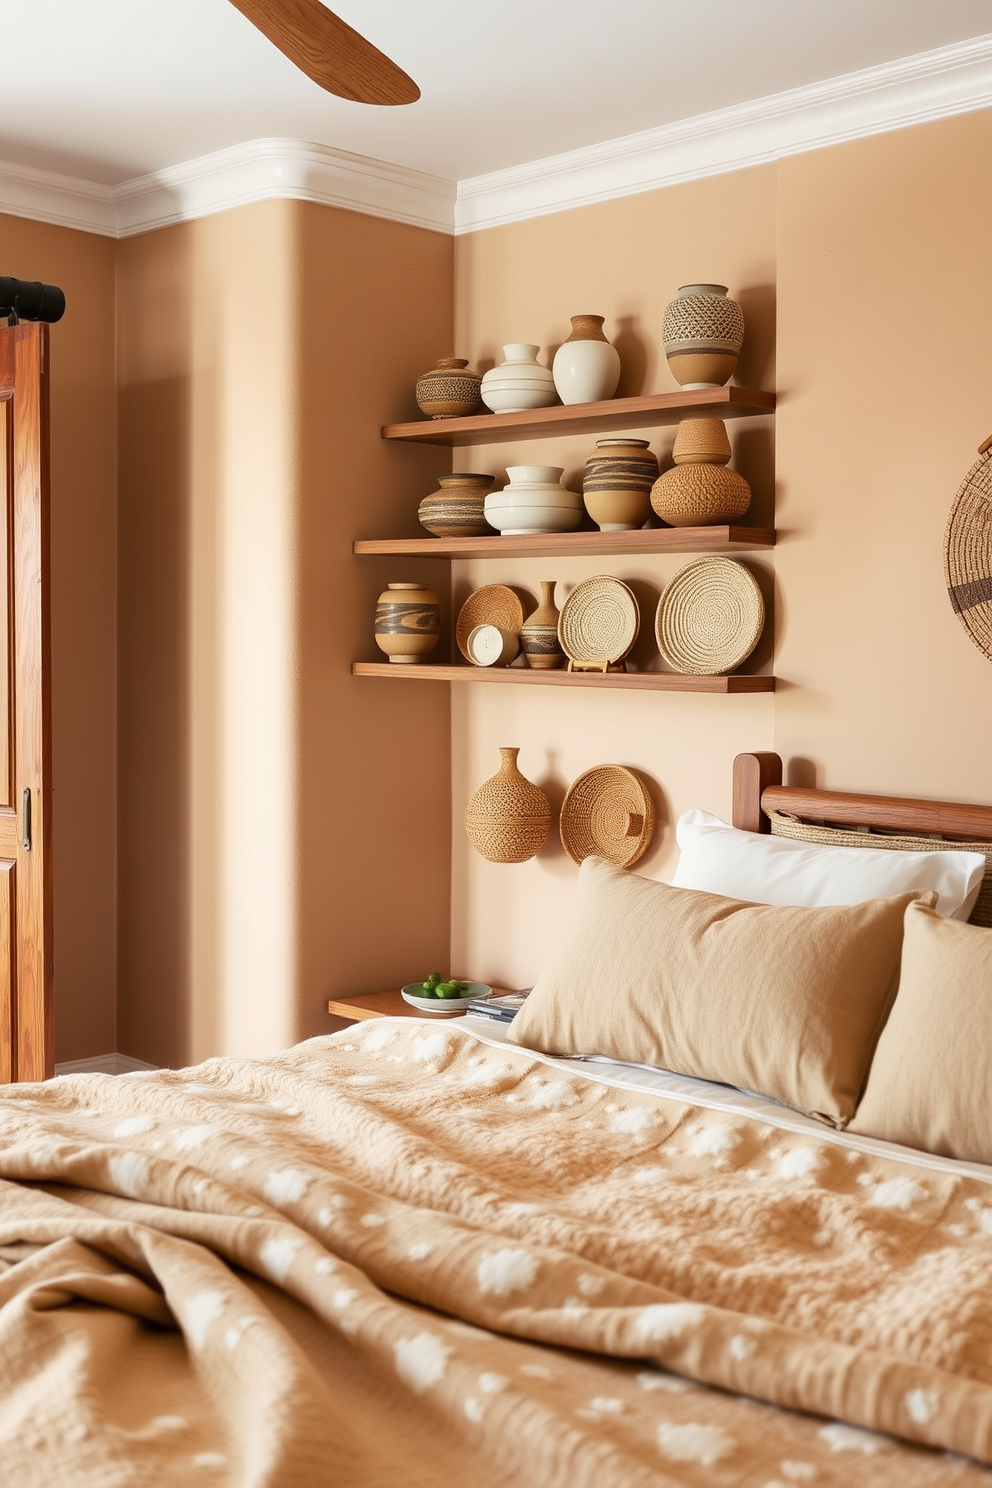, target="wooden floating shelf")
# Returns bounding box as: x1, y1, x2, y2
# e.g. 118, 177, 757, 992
354, 525, 775, 559
383, 386, 776, 446
352, 662, 775, 694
